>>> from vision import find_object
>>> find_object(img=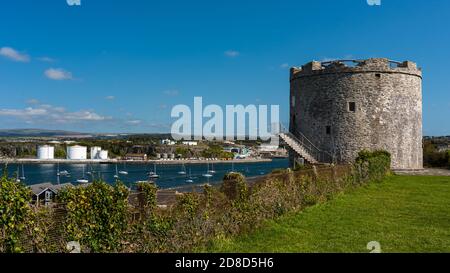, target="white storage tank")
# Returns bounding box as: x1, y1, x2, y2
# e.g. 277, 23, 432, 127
67, 145, 87, 160
98, 150, 108, 160
90, 146, 102, 159
37, 145, 55, 160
